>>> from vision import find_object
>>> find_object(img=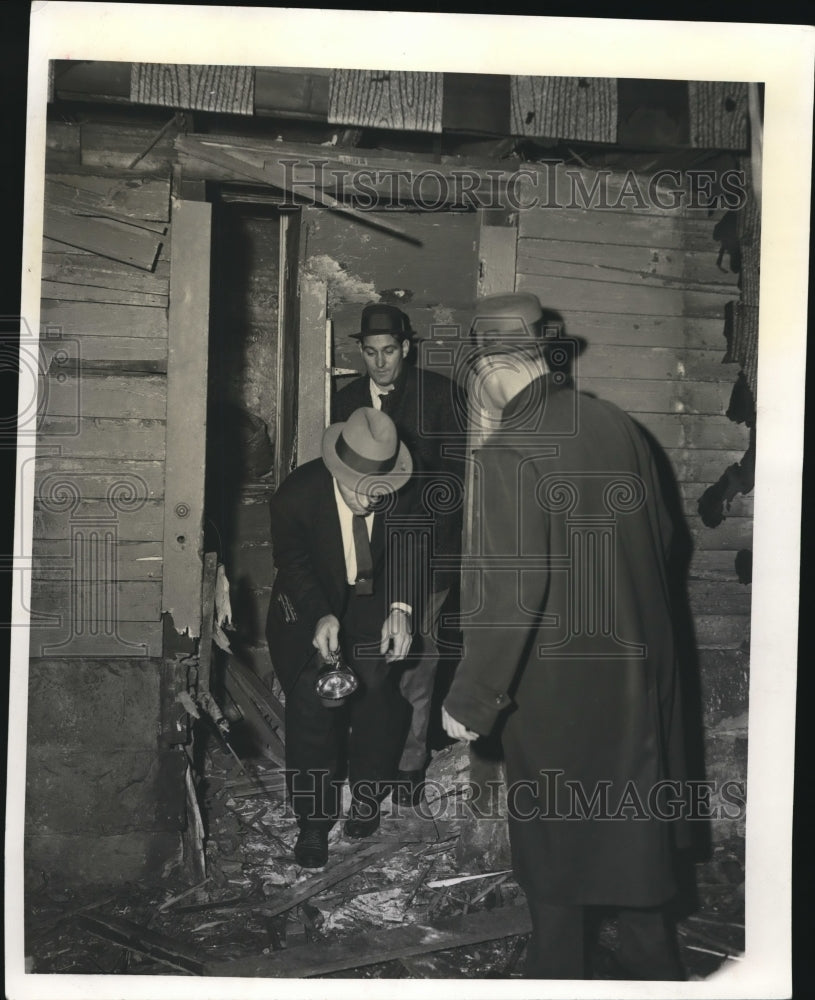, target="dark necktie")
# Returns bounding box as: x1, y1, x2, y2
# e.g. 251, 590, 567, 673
352, 514, 374, 595
377, 390, 393, 413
